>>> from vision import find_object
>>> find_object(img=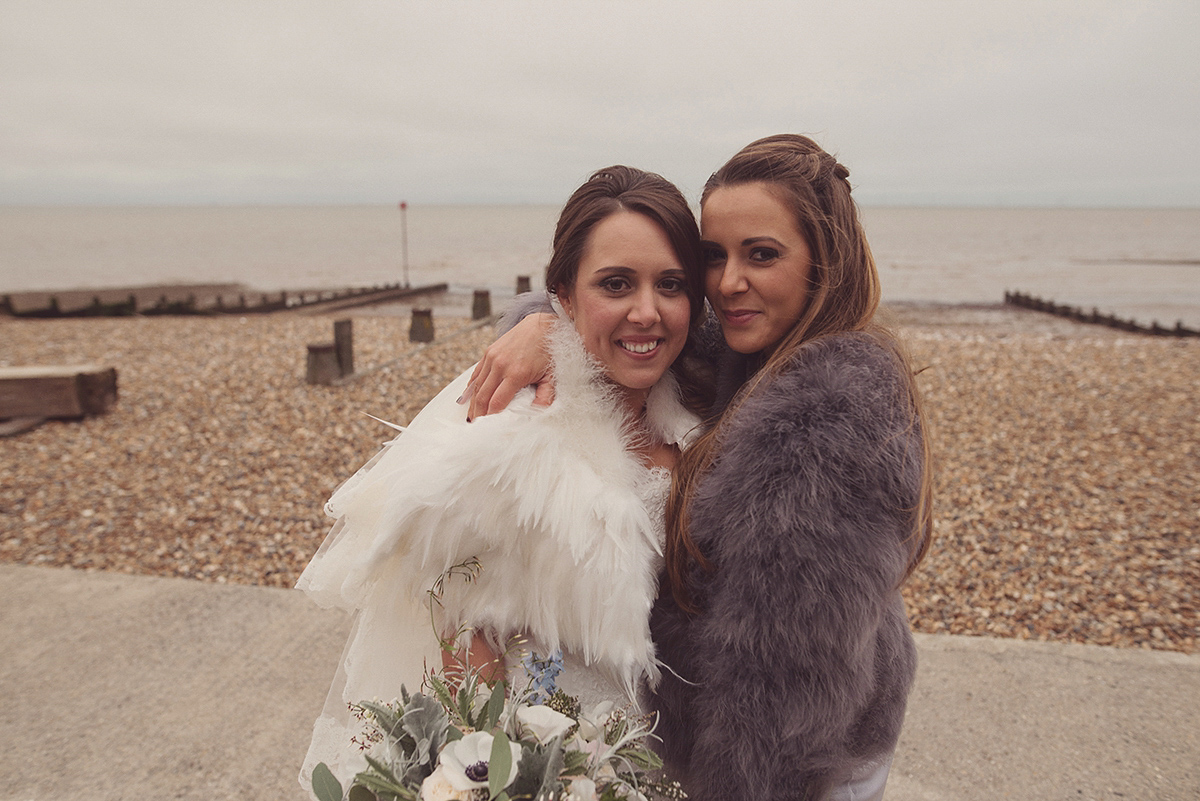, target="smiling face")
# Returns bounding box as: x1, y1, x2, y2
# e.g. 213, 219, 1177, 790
557, 210, 692, 409
701, 183, 814, 355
